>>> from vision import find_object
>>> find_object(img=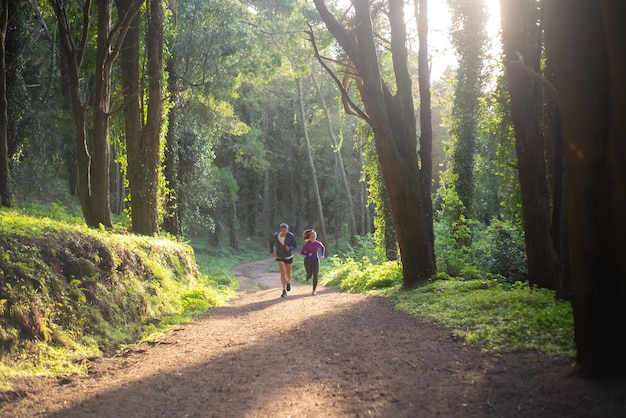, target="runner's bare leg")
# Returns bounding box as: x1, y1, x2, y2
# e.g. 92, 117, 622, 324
278, 261, 287, 290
